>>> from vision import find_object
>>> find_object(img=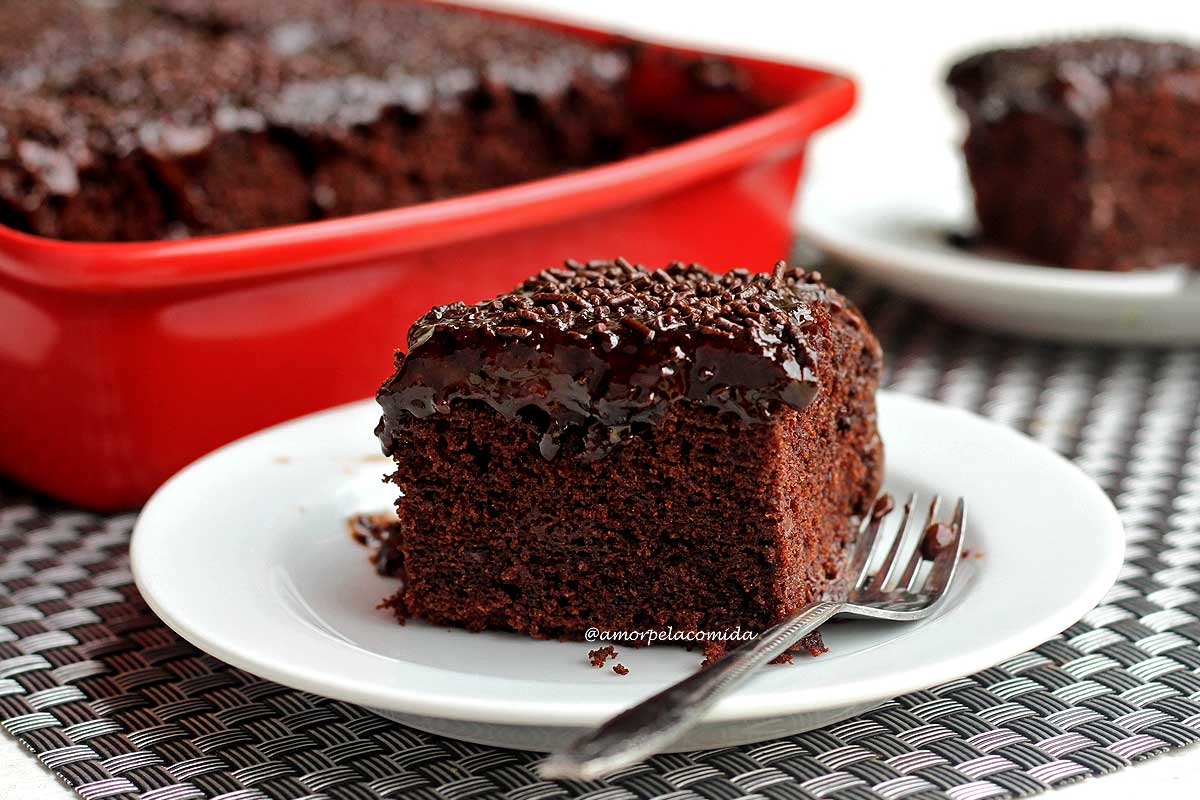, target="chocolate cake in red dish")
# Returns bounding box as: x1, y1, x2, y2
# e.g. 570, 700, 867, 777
375, 259, 882, 648
947, 37, 1200, 271
0, 1, 760, 242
